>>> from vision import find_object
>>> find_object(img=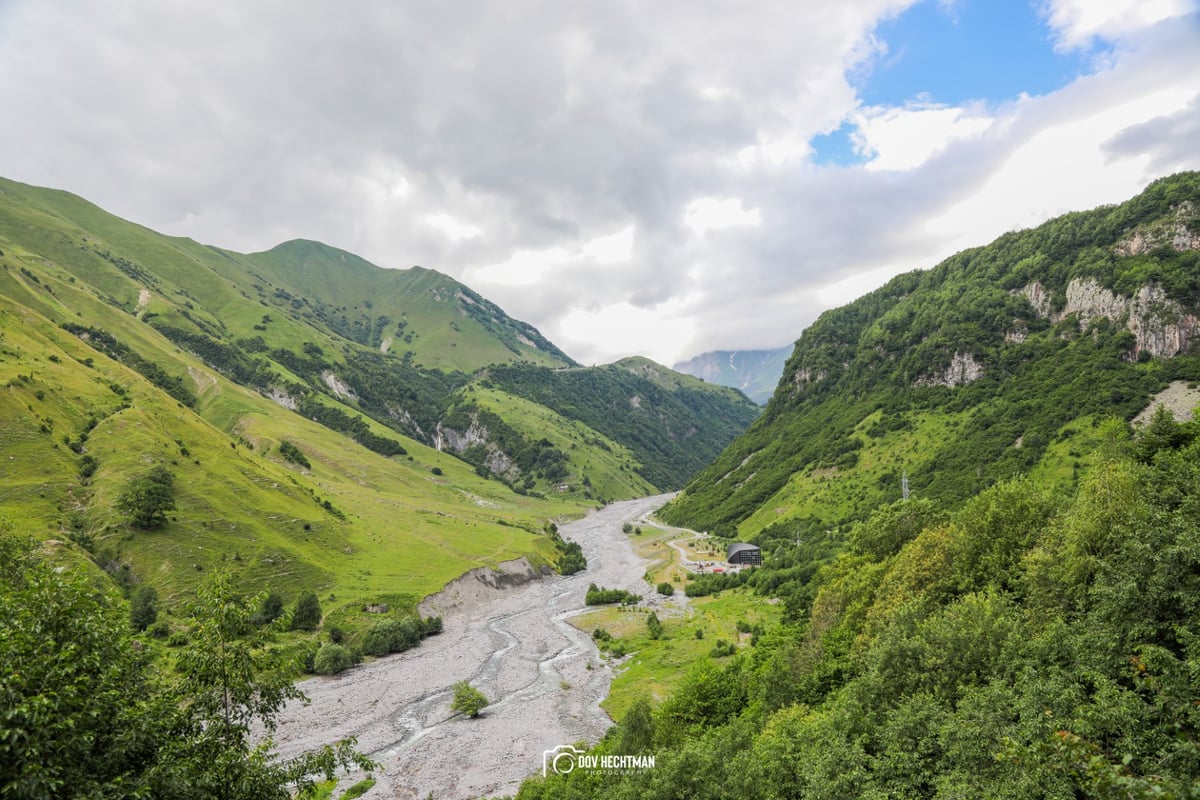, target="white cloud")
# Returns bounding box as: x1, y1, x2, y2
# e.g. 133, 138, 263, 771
557, 300, 697, 366
851, 103, 994, 171
580, 226, 635, 264
1040, 0, 1197, 49
684, 197, 762, 235
423, 213, 483, 242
